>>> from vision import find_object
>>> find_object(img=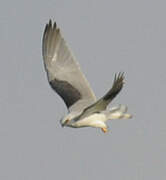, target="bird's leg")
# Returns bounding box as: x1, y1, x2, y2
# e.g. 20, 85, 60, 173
101, 127, 108, 133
